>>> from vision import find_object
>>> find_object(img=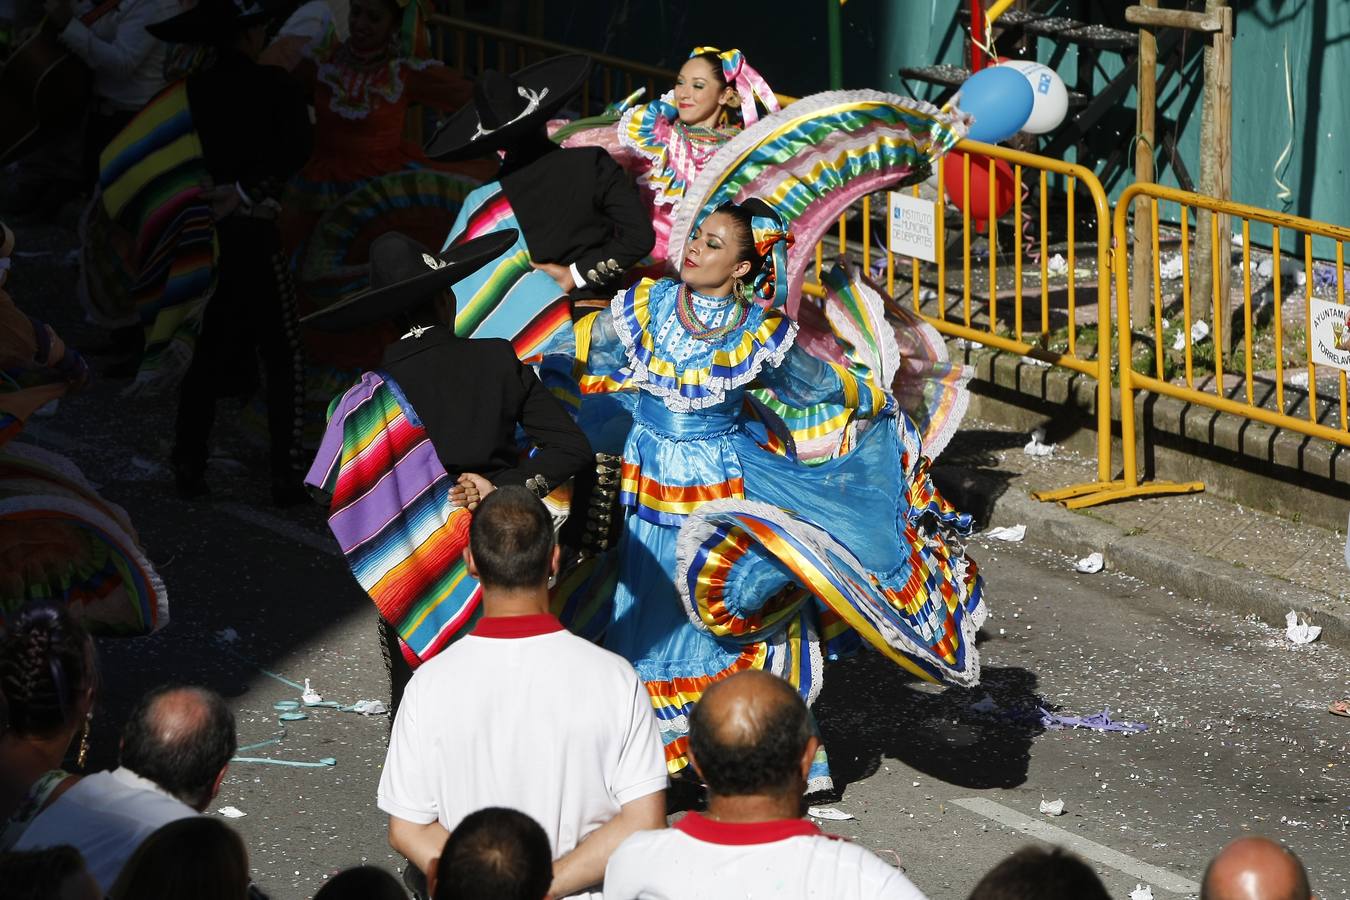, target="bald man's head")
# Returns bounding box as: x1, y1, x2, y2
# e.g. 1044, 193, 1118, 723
1201, 837, 1312, 900
120, 685, 236, 811
688, 670, 813, 798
